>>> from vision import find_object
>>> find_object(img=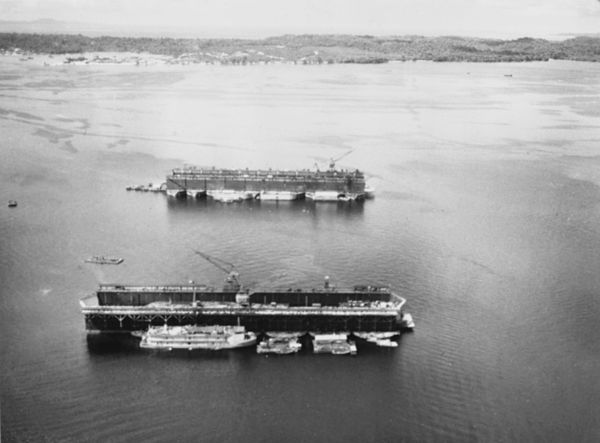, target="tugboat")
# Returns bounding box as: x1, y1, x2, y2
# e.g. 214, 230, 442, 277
401, 313, 415, 331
